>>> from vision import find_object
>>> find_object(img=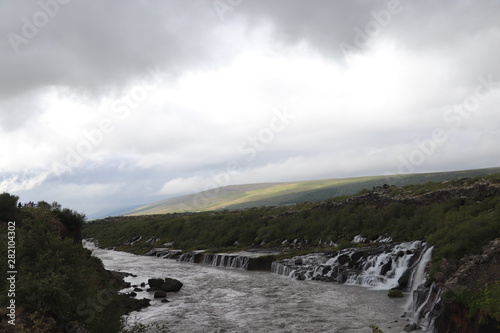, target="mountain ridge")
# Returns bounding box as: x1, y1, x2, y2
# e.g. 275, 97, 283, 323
125, 167, 500, 216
